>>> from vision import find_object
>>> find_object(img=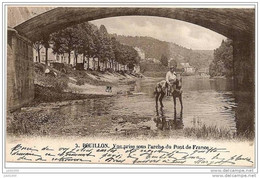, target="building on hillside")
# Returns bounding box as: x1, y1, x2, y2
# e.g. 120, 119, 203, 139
180, 63, 196, 75
153, 59, 160, 64
146, 58, 160, 63
197, 68, 209, 76
134, 47, 145, 60
134, 65, 141, 73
